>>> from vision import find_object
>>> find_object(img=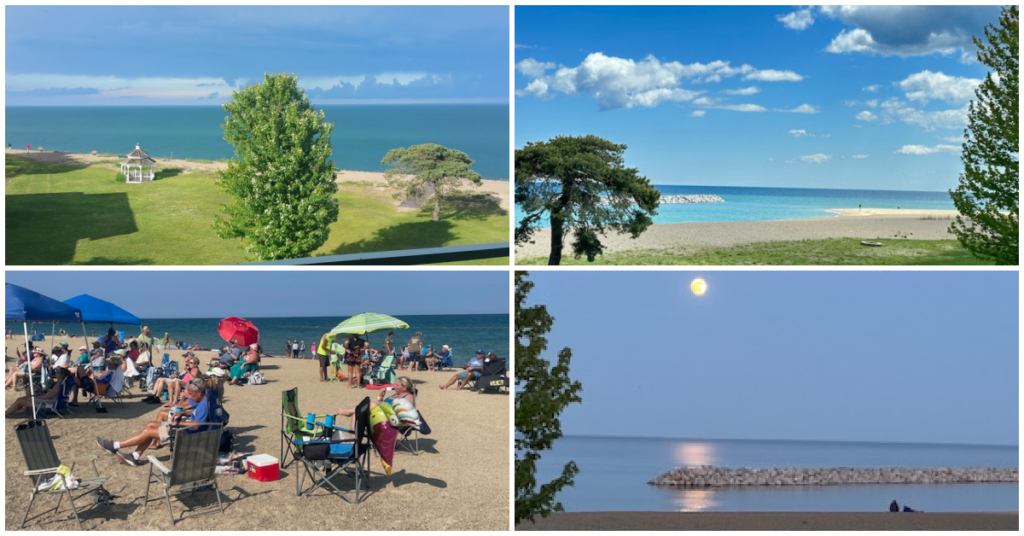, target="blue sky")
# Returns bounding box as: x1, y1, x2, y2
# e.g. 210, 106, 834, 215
6, 6, 508, 105
521, 270, 1018, 446
515, 6, 1003, 191
5, 271, 509, 318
